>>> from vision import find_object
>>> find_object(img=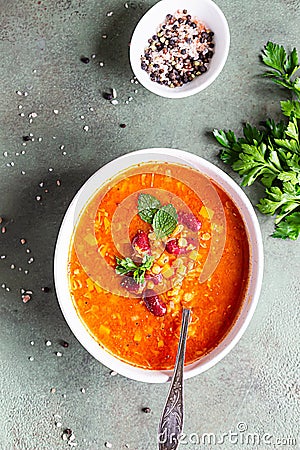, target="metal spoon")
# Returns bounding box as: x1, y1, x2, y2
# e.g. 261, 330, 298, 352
158, 308, 191, 450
